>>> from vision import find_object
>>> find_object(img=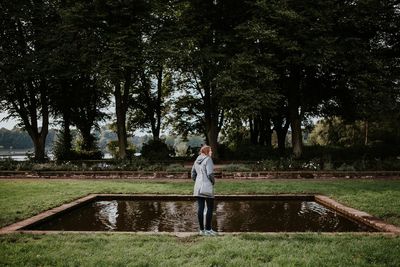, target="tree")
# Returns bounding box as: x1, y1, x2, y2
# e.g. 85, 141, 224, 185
244, 0, 342, 158
239, 0, 400, 158
60, 0, 150, 159
219, 48, 281, 149
128, 1, 178, 141
0, 0, 58, 161
325, 1, 399, 127
173, 0, 250, 158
